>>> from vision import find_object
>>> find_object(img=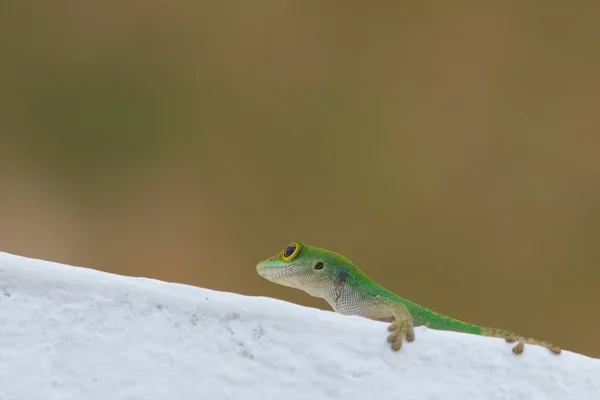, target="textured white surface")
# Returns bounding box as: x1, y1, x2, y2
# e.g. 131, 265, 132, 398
0, 251, 598, 400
